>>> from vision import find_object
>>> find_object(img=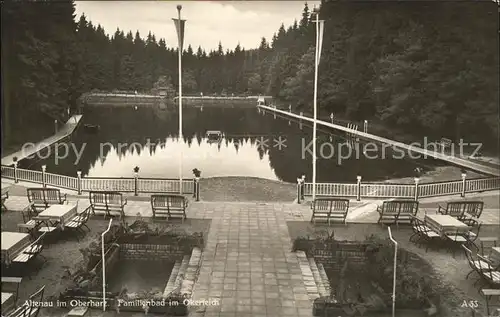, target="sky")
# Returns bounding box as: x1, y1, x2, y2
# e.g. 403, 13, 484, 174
75, 1, 320, 51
